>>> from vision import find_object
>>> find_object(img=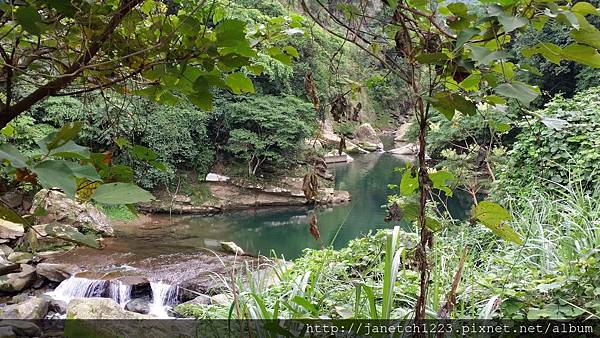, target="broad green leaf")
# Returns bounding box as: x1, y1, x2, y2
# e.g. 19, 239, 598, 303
0, 202, 29, 225
32, 160, 77, 198
571, 27, 600, 49
400, 170, 419, 196
0, 144, 27, 168
561, 44, 600, 68
472, 201, 523, 244
49, 141, 90, 159
572, 2, 600, 16
42, 223, 100, 249
429, 171, 455, 196
45, 122, 83, 151
40, 0, 76, 17
466, 45, 509, 65
492, 62, 515, 80
459, 73, 481, 91
448, 2, 468, 17
66, 163, 101, 181
498, 15, 528, 32
429, 91, 477, 119
284, 46, 300, 58
494, 82, 540, 105
131, 145, 158, 161
92, 183, 155, 205
15, 5, 45, 35
522, 43, 562, 64
225, 73, 255, 94
455, 28, 480, 49
245, 65, 264, 75
213, 7, 226, 24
